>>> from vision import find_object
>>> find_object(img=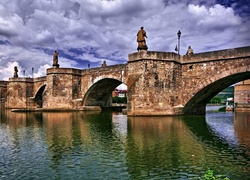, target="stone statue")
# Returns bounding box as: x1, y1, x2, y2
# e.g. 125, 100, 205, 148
137, 26, 148, 51
53, 51, 60, 68
101, 60, 107, 67
186, 46, 194, 55
14, 66, 18, 78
